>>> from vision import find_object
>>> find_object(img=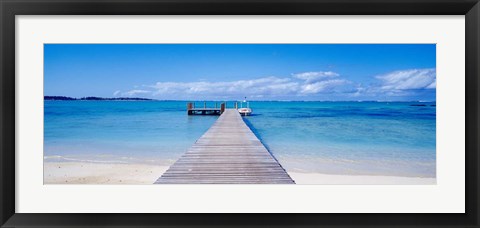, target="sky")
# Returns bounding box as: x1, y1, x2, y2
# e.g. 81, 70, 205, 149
44, 44, 436, 101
